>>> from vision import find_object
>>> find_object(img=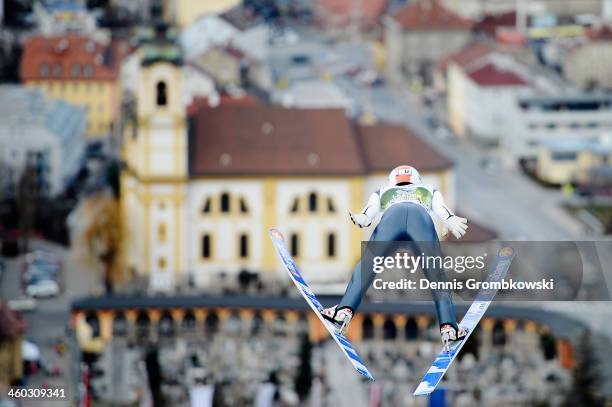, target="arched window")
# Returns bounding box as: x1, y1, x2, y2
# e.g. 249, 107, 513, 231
540, 331, 557, 360
327, 233, 336, 258
202, 234, 211, 259
239, 197, 249, 213
156, 81, 167, 106
308, 192, 317, 212
158, 223, 167, 242
383, 318, 397, 340
220, 192, 230, 213
290, 233, 299, 257
251, 312, 264, 335
362, 316, 374, 340
85, 312, 100, 337
205, 312, 219, 335
239, 234, 249, 258
492, 321, 506, 347
405, 318, 418, 340
158, 312, 175, 337
136, 311, 150, 337
202, 197, 211, 213
52, 63, 62, 77
113, 312, 128, 336
182, 311, 196, 333
290, 197, 299, 213
327, 197, 336, 213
